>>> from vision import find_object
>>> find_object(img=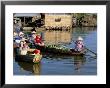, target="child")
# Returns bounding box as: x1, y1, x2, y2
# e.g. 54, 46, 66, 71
33, 49, 42, 63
